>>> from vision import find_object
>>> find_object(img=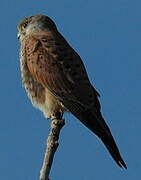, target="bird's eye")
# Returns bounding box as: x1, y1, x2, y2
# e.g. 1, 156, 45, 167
22, 22, 28, 29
